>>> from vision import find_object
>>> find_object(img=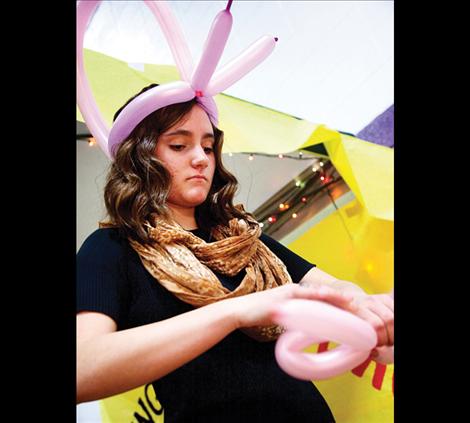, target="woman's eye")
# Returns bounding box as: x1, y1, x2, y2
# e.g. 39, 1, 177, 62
204, 147, 214, 154
170, 145, 185, 151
